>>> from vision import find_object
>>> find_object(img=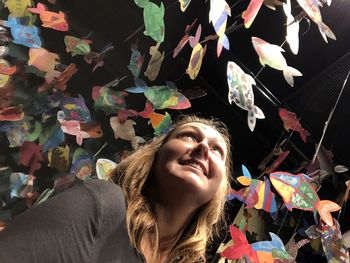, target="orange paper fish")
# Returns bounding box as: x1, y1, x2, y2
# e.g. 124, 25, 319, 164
28, 3, 68, 31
